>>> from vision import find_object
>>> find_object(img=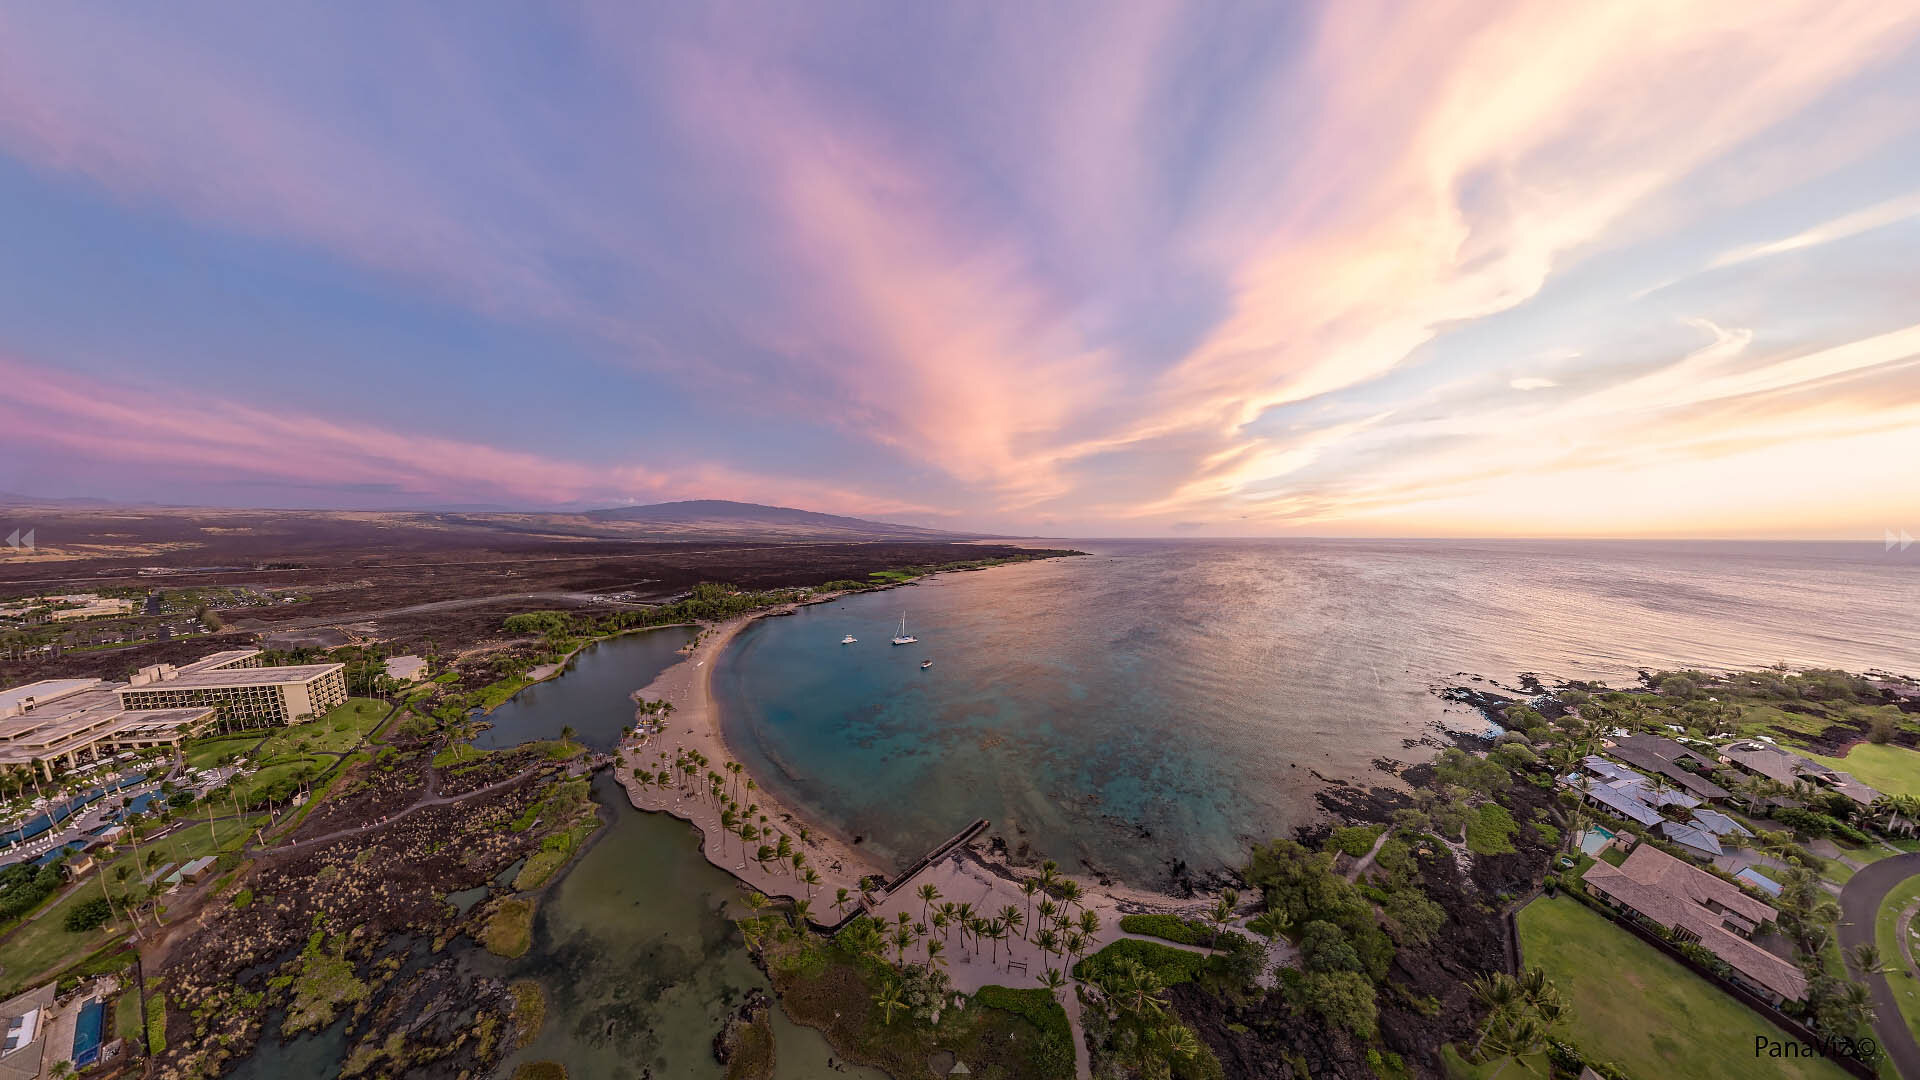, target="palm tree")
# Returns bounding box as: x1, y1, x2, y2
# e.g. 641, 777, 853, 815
1036, 897, 1058, 932
801, 867, 822, 899
987, 917, 1007, 963
742, 891, 771, 918
1040, 965, 1069, 997
738, 919, 767, 954
754, 844, 776, 875
1209, 887, 1239, 946
1479, 1014, 1550, 1078
892, 925, 915, 965
924, 936, 947, 972
874, 979, 906, 1025
1063, 930, 1086, 970
1849, 943, 1889, 977
790, 898, 813, 929
1247, 910, 1290, 944
1000, 904, 1025, 943
1034, 928, 1060, 973
1160, 1023, 1202, 1064
917, 882, 942, 924
1019, 879, 1040, 936
1078, 908, 1100, 938
834, 886, 851, 919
